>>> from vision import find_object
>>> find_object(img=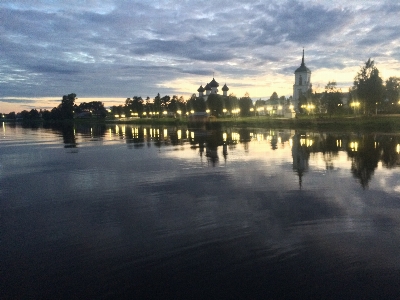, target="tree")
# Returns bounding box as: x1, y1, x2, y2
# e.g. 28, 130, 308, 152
384, 77, 400, 113
187, 94, 206, 112
269, 92, 279, 102
206, 94, 223, 116
225, 93, 238, 113
77, 101, 107, 118
153, 93, 162, 115
322, 81, 343, 116
59, 93, 76, 119
353, 59, 384, 114
238, 93, 253, 117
